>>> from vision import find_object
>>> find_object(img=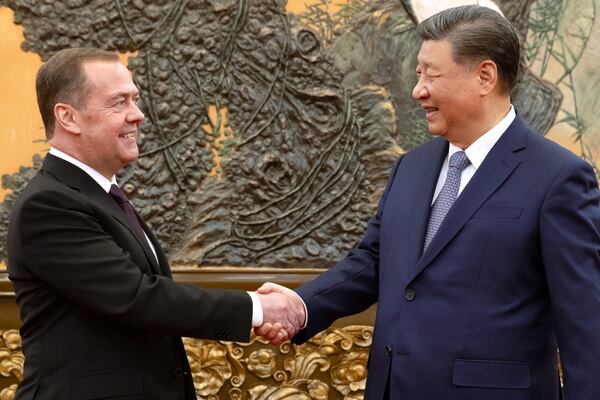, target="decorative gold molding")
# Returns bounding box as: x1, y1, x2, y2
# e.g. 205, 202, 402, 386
0, 329, 22, 400
0, 326, 372, 400
183, 325, 372, 399
0, 330, 22, 382
0, 385, 17, 400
